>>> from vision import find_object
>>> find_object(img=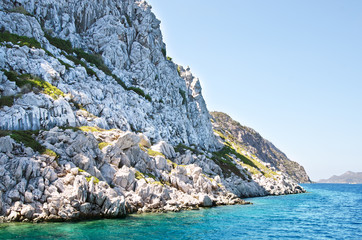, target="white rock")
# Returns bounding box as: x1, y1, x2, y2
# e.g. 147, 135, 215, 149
151, 141, 176, 159
0, 136, 14, 153
199, 194, 213, 207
